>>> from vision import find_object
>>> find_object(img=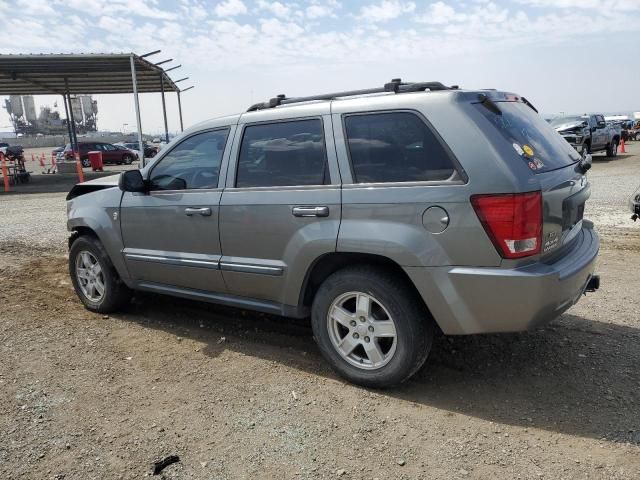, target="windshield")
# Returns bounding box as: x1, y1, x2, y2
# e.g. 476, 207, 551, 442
550, 116, 587, 127
473, 101, 580, 173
